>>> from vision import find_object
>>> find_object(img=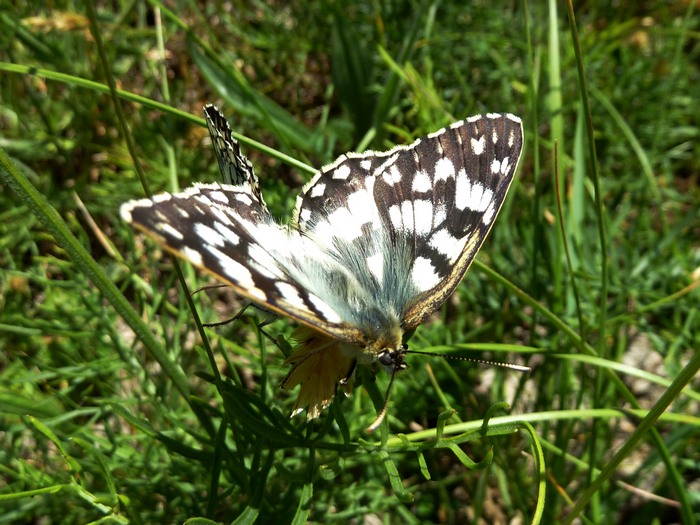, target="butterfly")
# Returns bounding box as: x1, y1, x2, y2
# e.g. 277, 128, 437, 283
121, 105, 524, 422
